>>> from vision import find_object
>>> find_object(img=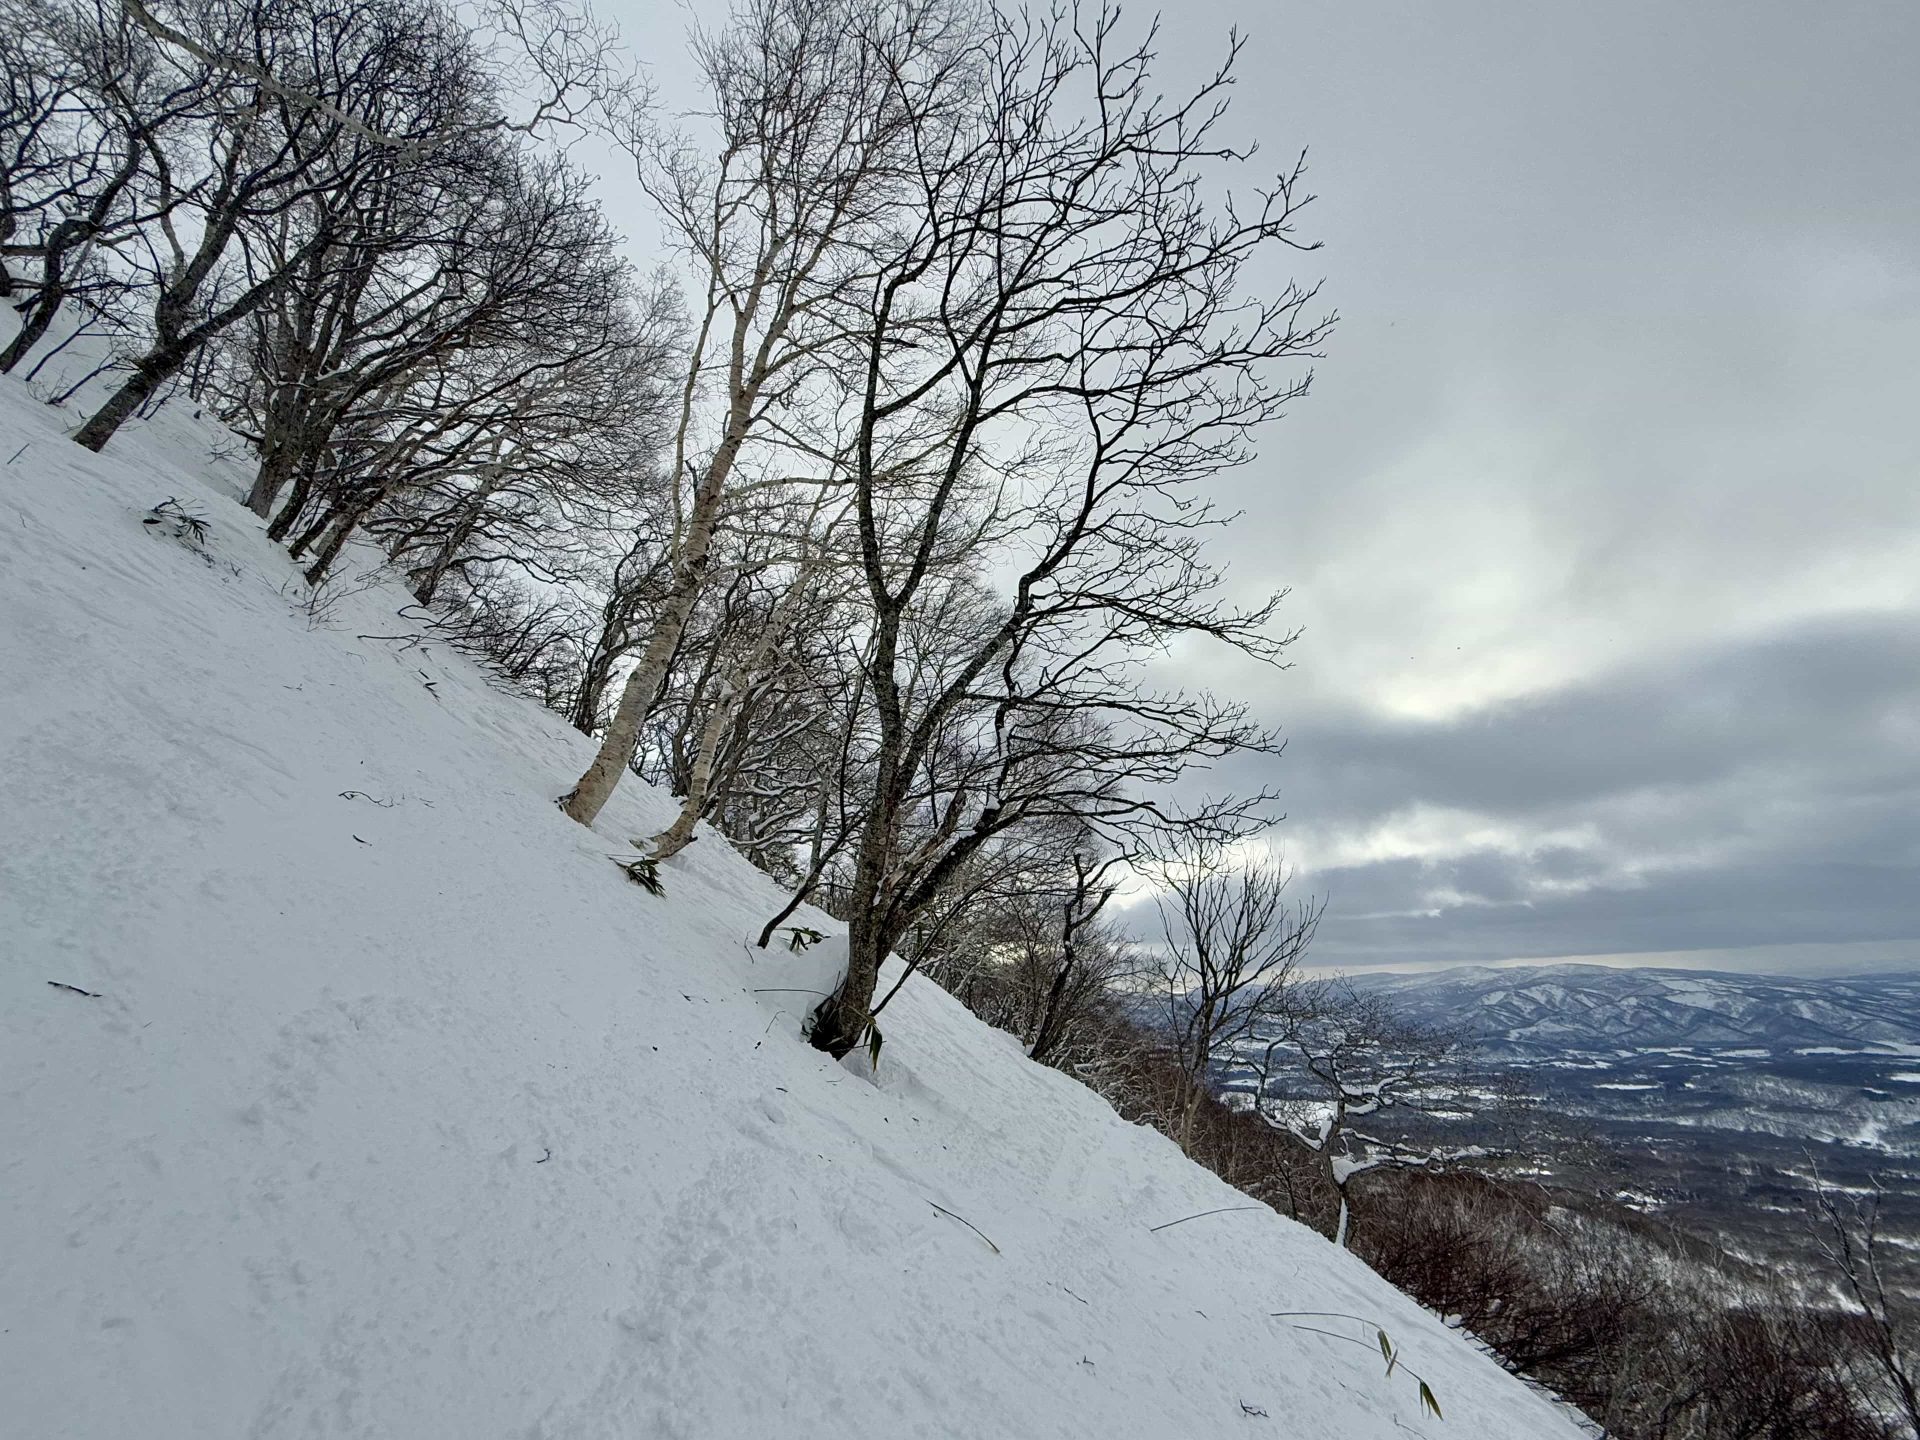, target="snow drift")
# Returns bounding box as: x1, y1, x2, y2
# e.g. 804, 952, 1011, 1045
0, 354, 1585, 1436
